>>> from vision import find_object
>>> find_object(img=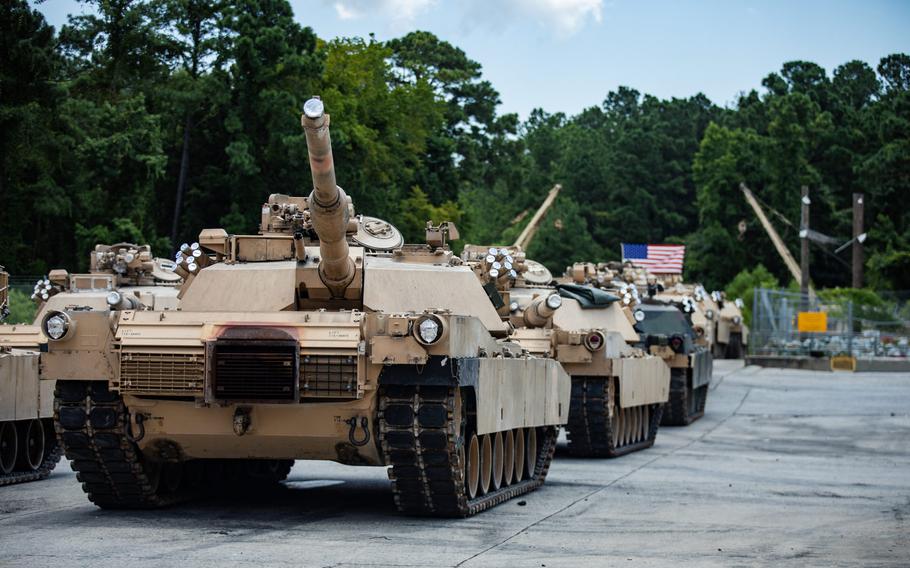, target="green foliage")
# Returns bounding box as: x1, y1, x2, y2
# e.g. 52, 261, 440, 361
399, 186, 462, 243
0, 0, 907, 299
724, 264, 780, 326
6, 289, 36, 325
